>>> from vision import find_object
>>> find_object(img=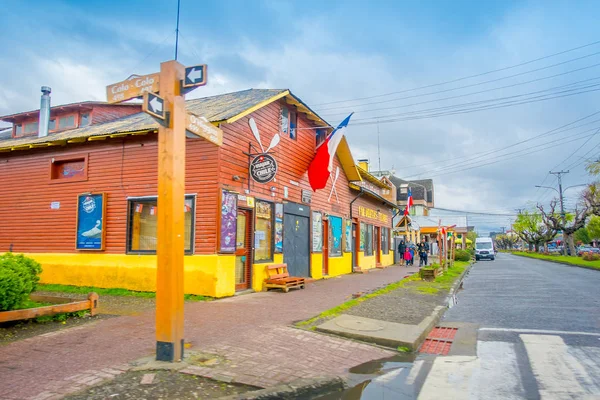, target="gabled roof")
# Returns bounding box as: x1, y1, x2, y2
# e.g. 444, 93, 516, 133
356, 166, 391, 189
0, 101, 140, 123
